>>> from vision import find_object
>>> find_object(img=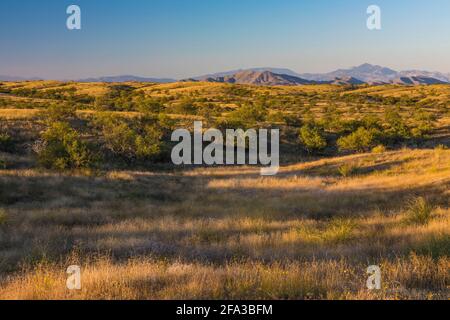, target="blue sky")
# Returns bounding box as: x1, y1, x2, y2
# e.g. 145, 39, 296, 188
1, 0, 449, 79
